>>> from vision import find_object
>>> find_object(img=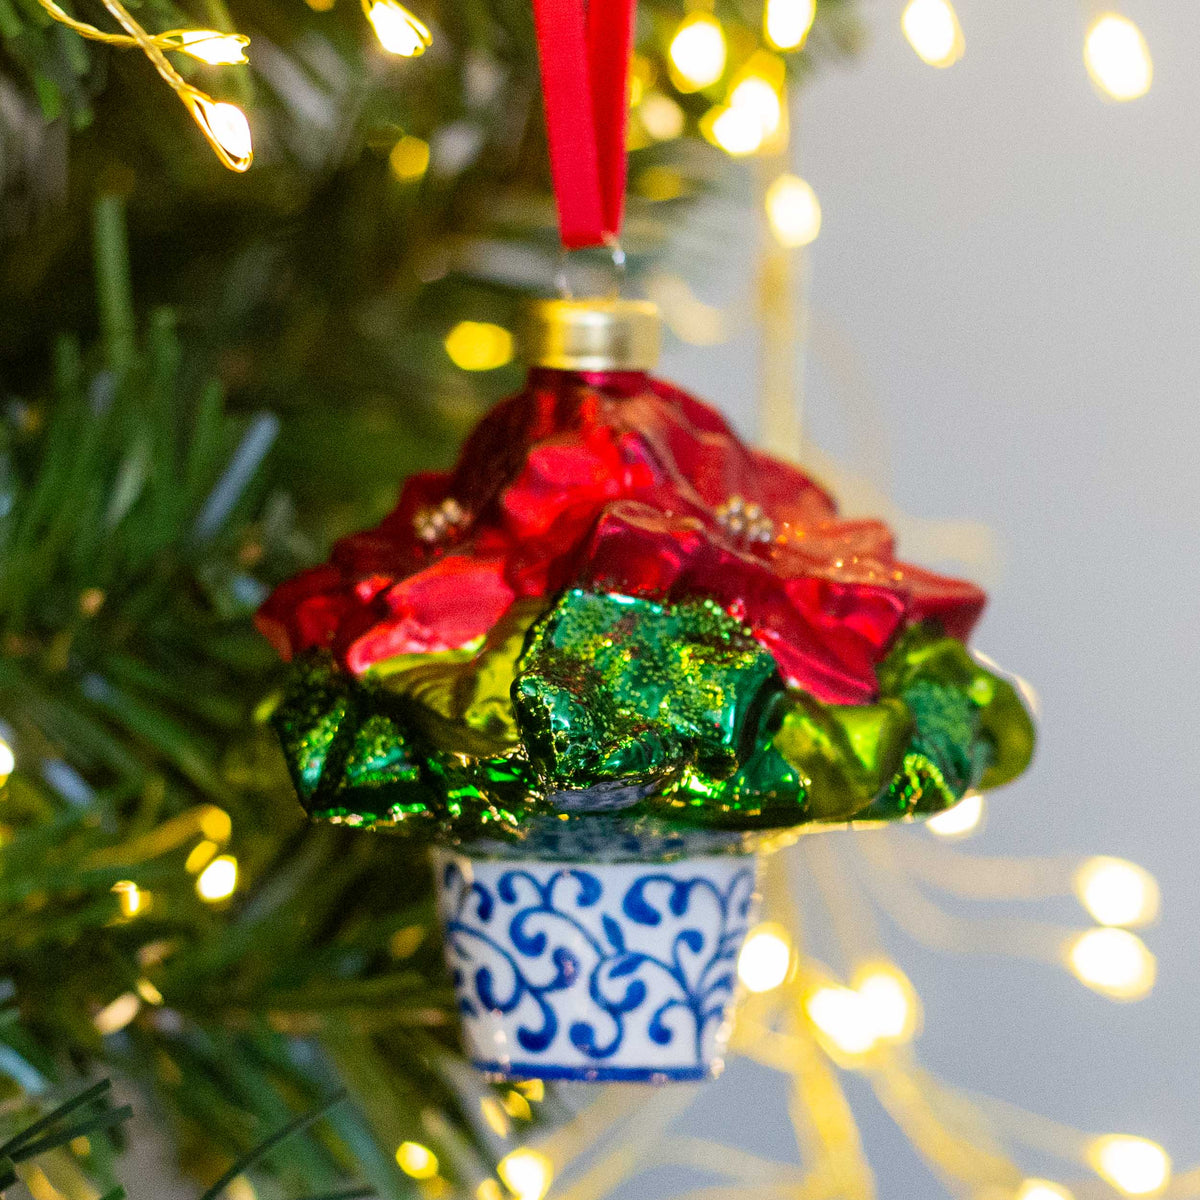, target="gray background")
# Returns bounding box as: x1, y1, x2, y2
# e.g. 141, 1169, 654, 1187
654, 0, 1200, 1193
